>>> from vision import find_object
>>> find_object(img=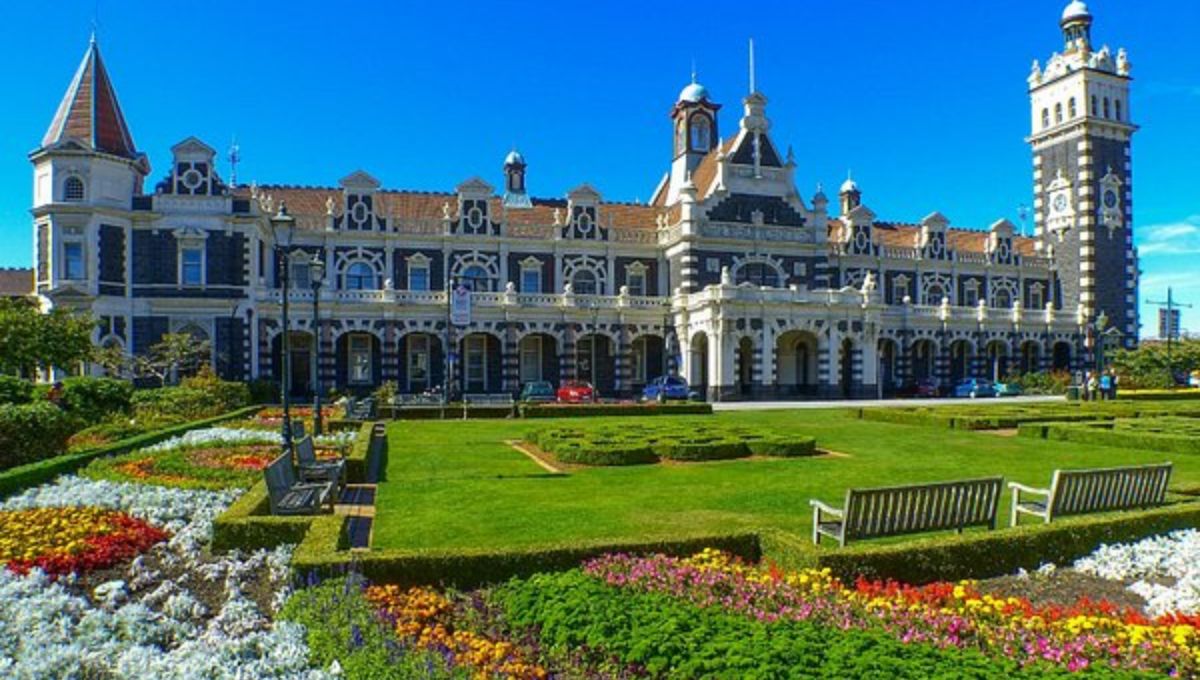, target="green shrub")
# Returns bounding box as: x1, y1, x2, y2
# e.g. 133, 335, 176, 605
66, 412, 187, 451
519, 402, 712, 418
492, 571, 1093, 679
58, 376, 133, 424
180, 369, 252, 412
746, 436, 817, 457
246, 379, 279, 405
0, 376, 33, 404
0, 401, 79, 470
280, 576, 468, 680
655, 438, 749, 461
812, 501, 1200, 585
555, 443, 658, 466
210, 481, 315, 552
